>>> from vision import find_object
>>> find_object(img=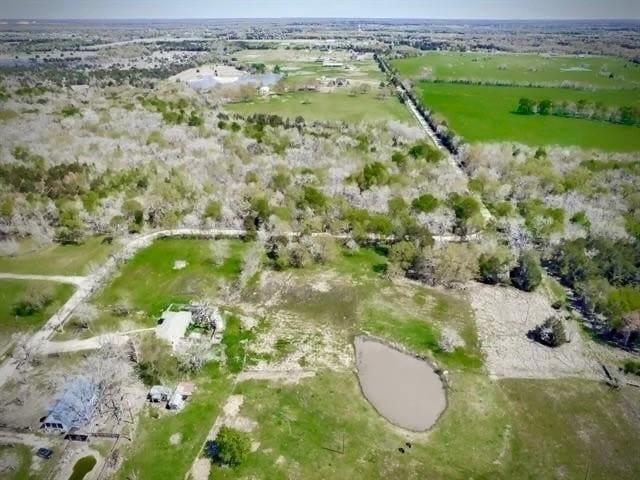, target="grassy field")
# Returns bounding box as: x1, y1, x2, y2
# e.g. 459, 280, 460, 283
226, 90, 414, 124
117, 362, 233, 480
0, 443, 59, 480
38, 237, 637, 480
0, 279, 74, 352
211, 372, 640, 479
79, 238, 249, 335
417, 82, 640, 151
0, 236, 115, 275
390, 52, 640, 89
